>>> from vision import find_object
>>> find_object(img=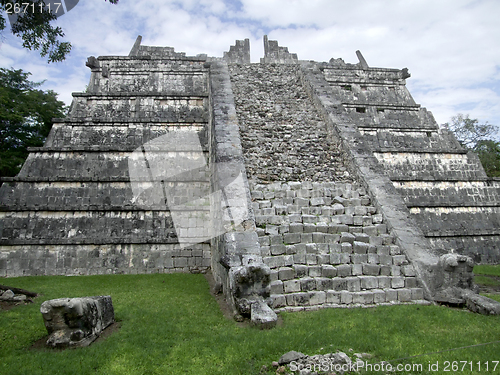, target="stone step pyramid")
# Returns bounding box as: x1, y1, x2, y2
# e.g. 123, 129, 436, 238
1, 36, 499, 320
301, 56, 500, 264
